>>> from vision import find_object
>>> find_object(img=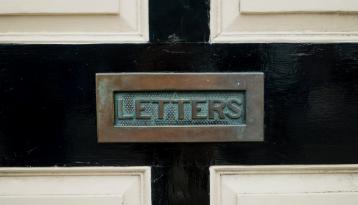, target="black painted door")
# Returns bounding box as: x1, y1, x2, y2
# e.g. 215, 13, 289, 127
1, 1, 358, 205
